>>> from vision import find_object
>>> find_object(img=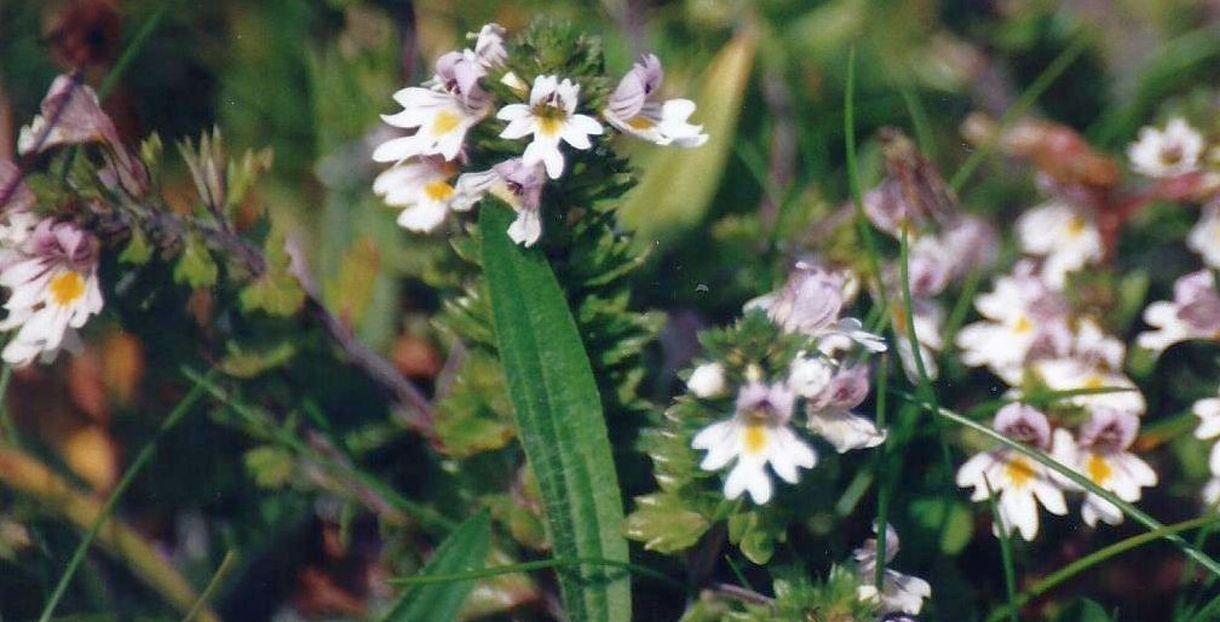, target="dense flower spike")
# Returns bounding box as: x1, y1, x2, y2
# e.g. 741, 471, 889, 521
956, 404, 1068, 540
853, 524, 932, 615
604, 54, 708, 147
1052, 410, 1157, 526
1127, 117, 1204, 178
0, 219, 103, 366
497, 75, 604, 179
692, 382, 816, 504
